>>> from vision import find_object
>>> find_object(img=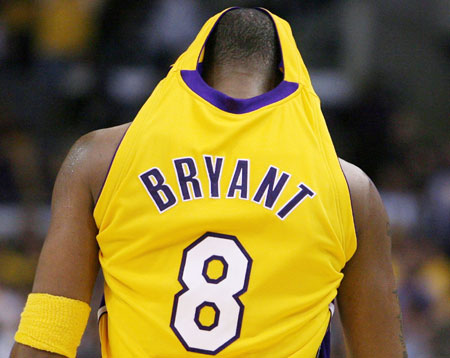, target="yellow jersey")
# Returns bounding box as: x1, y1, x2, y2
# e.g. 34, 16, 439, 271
94, 7, 356, 358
